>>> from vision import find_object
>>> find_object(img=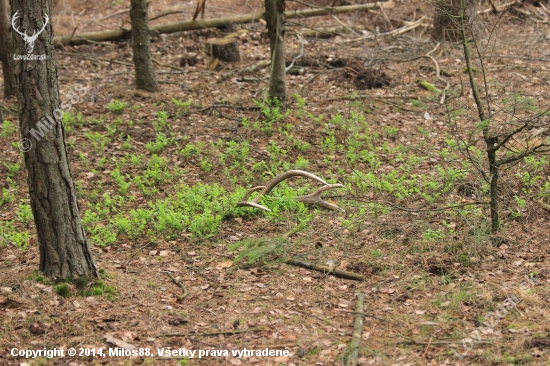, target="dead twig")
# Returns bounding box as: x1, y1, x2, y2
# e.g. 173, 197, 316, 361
164, 272, 188, 301
286, 259, 365, 281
